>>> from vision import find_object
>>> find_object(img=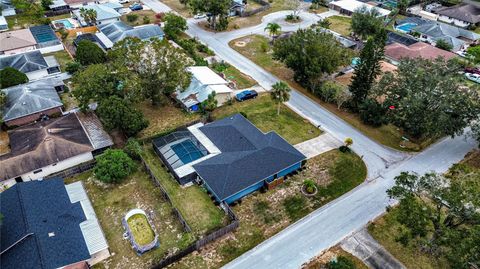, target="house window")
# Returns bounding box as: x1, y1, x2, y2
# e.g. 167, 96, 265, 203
33, 169, 43, 174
